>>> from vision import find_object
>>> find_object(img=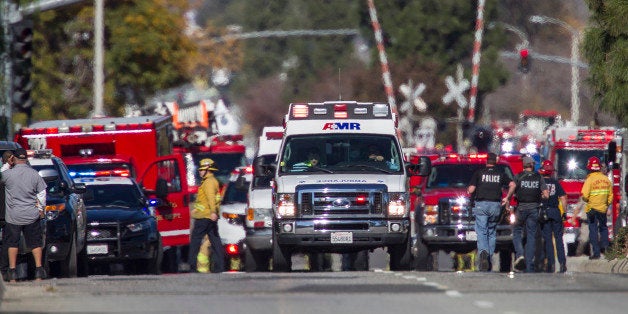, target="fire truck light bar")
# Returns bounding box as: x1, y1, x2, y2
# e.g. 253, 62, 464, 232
20, 121, 155, 135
